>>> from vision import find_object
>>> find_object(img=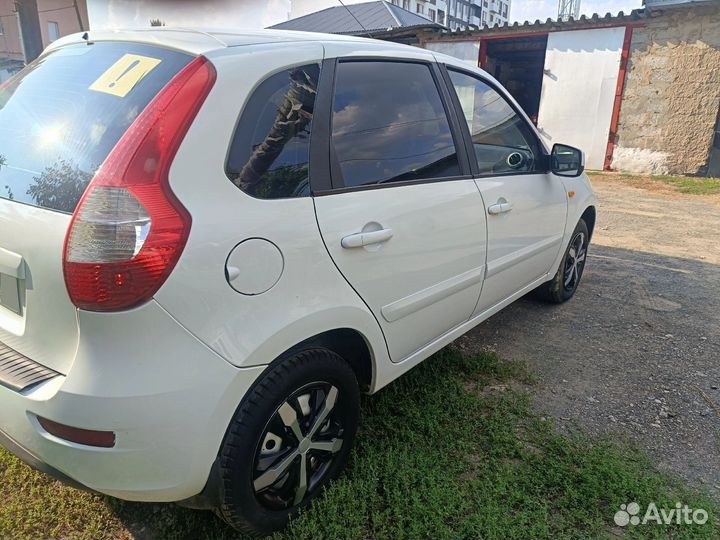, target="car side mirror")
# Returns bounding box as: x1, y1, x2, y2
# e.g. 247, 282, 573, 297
551, 144, 585, 178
